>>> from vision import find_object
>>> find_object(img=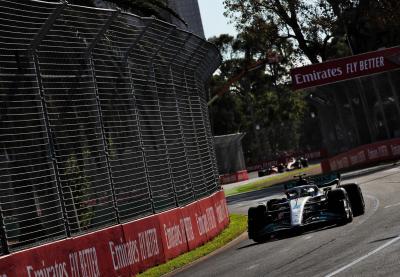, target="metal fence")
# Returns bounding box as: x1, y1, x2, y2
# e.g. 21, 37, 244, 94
0, 0, 221, 254
214, 133, 246, 174
309, 70, 400, 155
